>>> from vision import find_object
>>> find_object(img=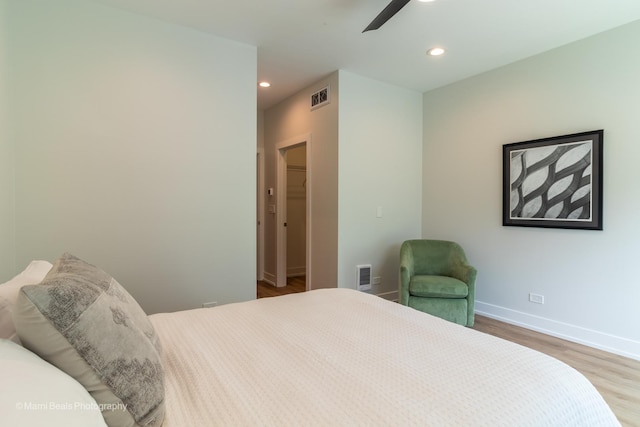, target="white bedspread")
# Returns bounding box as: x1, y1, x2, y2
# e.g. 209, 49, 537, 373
150, 289, 619, 426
